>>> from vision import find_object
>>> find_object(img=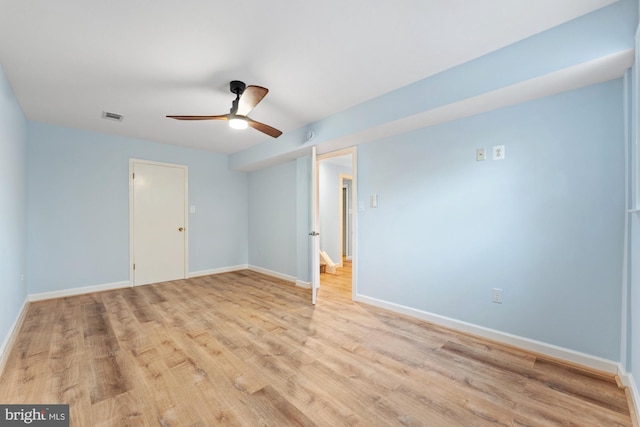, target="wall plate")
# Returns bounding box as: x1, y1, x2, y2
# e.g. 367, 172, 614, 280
493, 145, 506, 160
